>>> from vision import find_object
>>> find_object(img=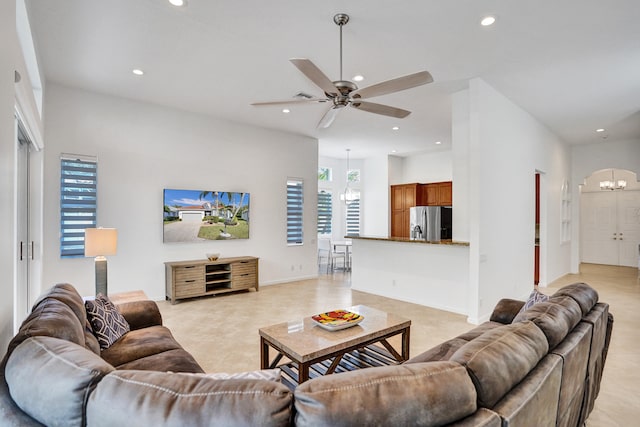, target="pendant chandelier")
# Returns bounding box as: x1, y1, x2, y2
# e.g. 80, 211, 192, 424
599, 169, 626, 191
340, 149, 358, 204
